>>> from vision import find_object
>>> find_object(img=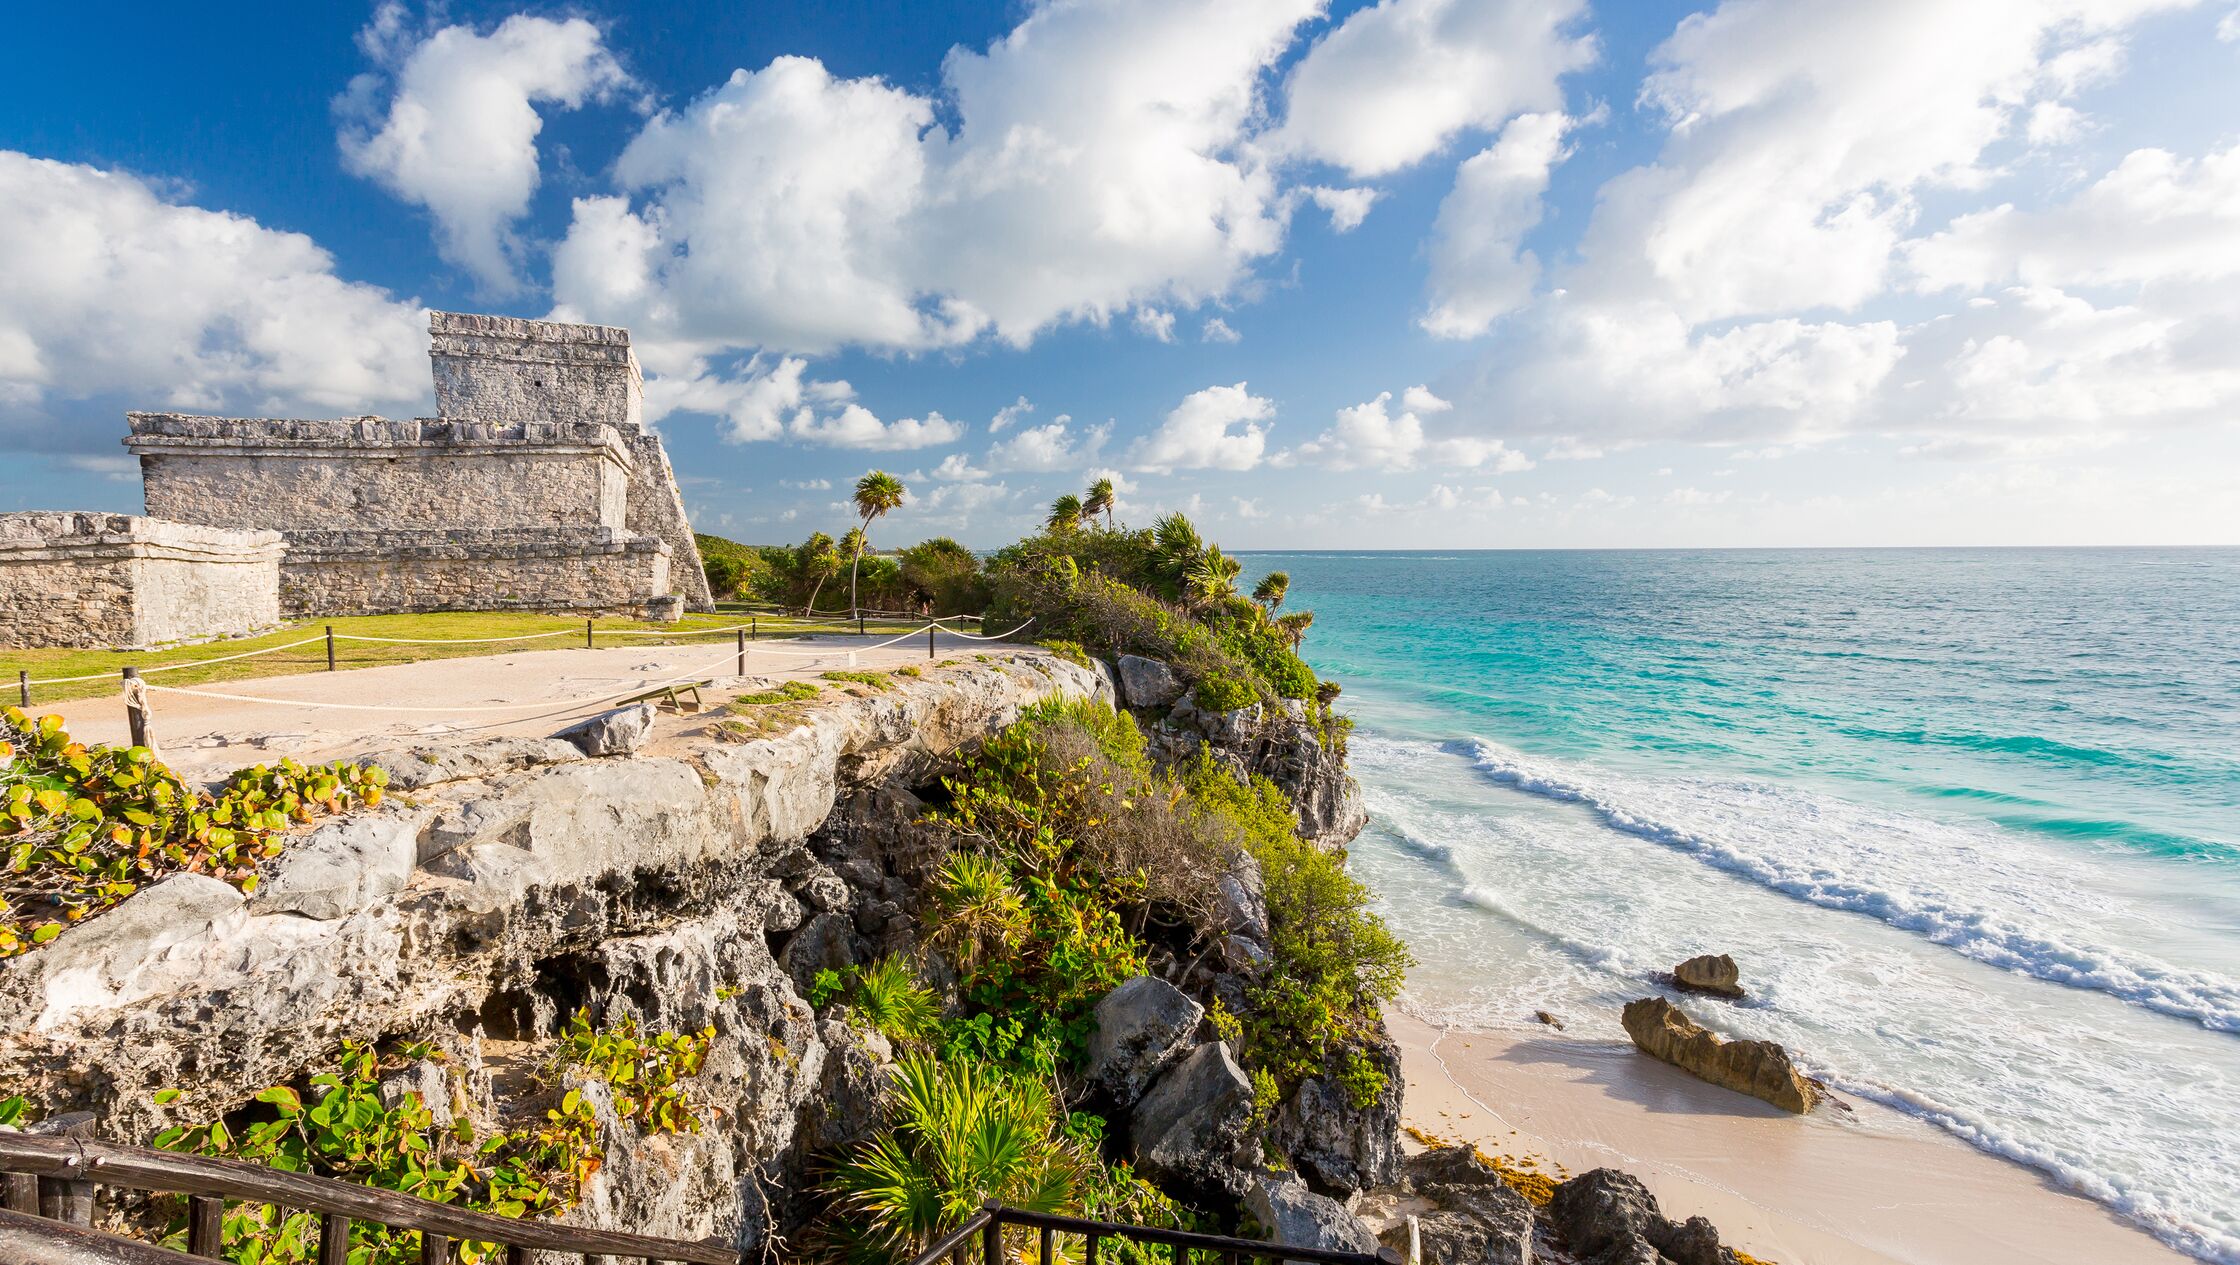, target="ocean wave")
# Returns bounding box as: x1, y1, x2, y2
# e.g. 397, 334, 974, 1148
1452, 736, 2240, 1036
